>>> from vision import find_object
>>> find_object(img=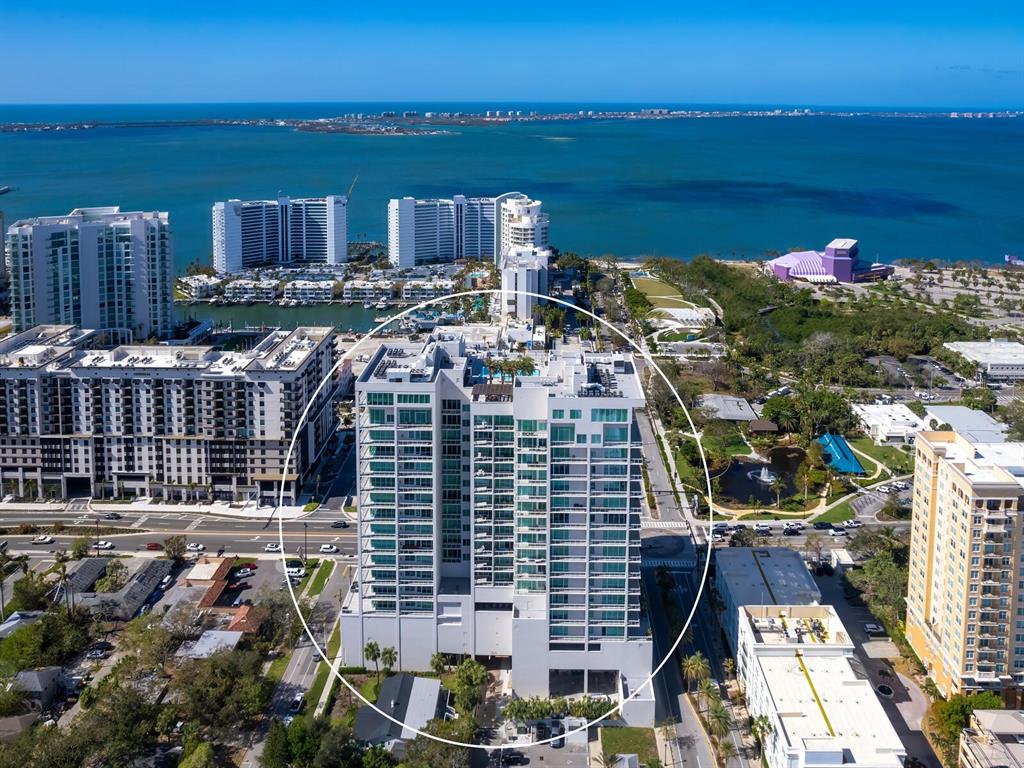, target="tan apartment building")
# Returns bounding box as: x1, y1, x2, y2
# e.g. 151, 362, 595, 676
906, 430, 1024, 702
